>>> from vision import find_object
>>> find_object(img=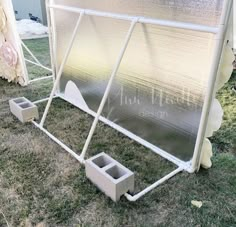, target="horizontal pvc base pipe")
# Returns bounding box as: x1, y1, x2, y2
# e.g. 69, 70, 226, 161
29, 75, 53, 84
33, 96, 57, 105
125, 167, 183, 201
